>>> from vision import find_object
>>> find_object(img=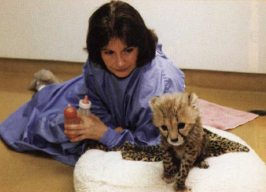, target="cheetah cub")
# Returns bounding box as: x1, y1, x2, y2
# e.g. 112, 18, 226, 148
149, 92, 249, 192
